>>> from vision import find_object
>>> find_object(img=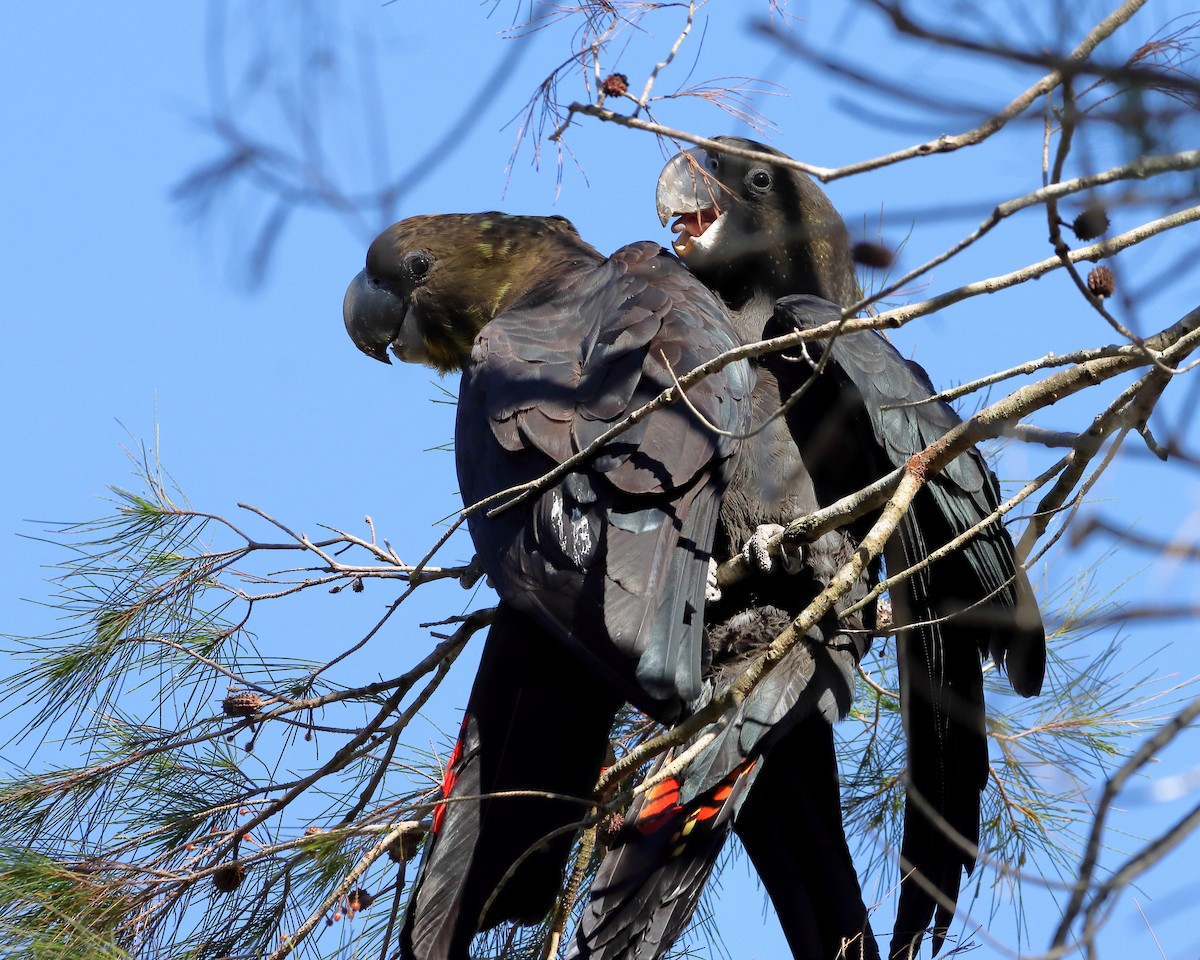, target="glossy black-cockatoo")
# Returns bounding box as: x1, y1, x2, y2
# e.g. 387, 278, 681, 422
343, 212, 753, 960
647, 137, 1046, 958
